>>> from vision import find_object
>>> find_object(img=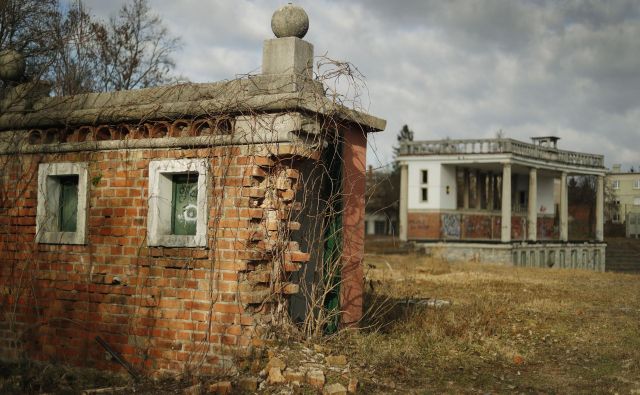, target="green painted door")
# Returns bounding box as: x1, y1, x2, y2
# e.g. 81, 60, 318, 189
322, 138, 343, 334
